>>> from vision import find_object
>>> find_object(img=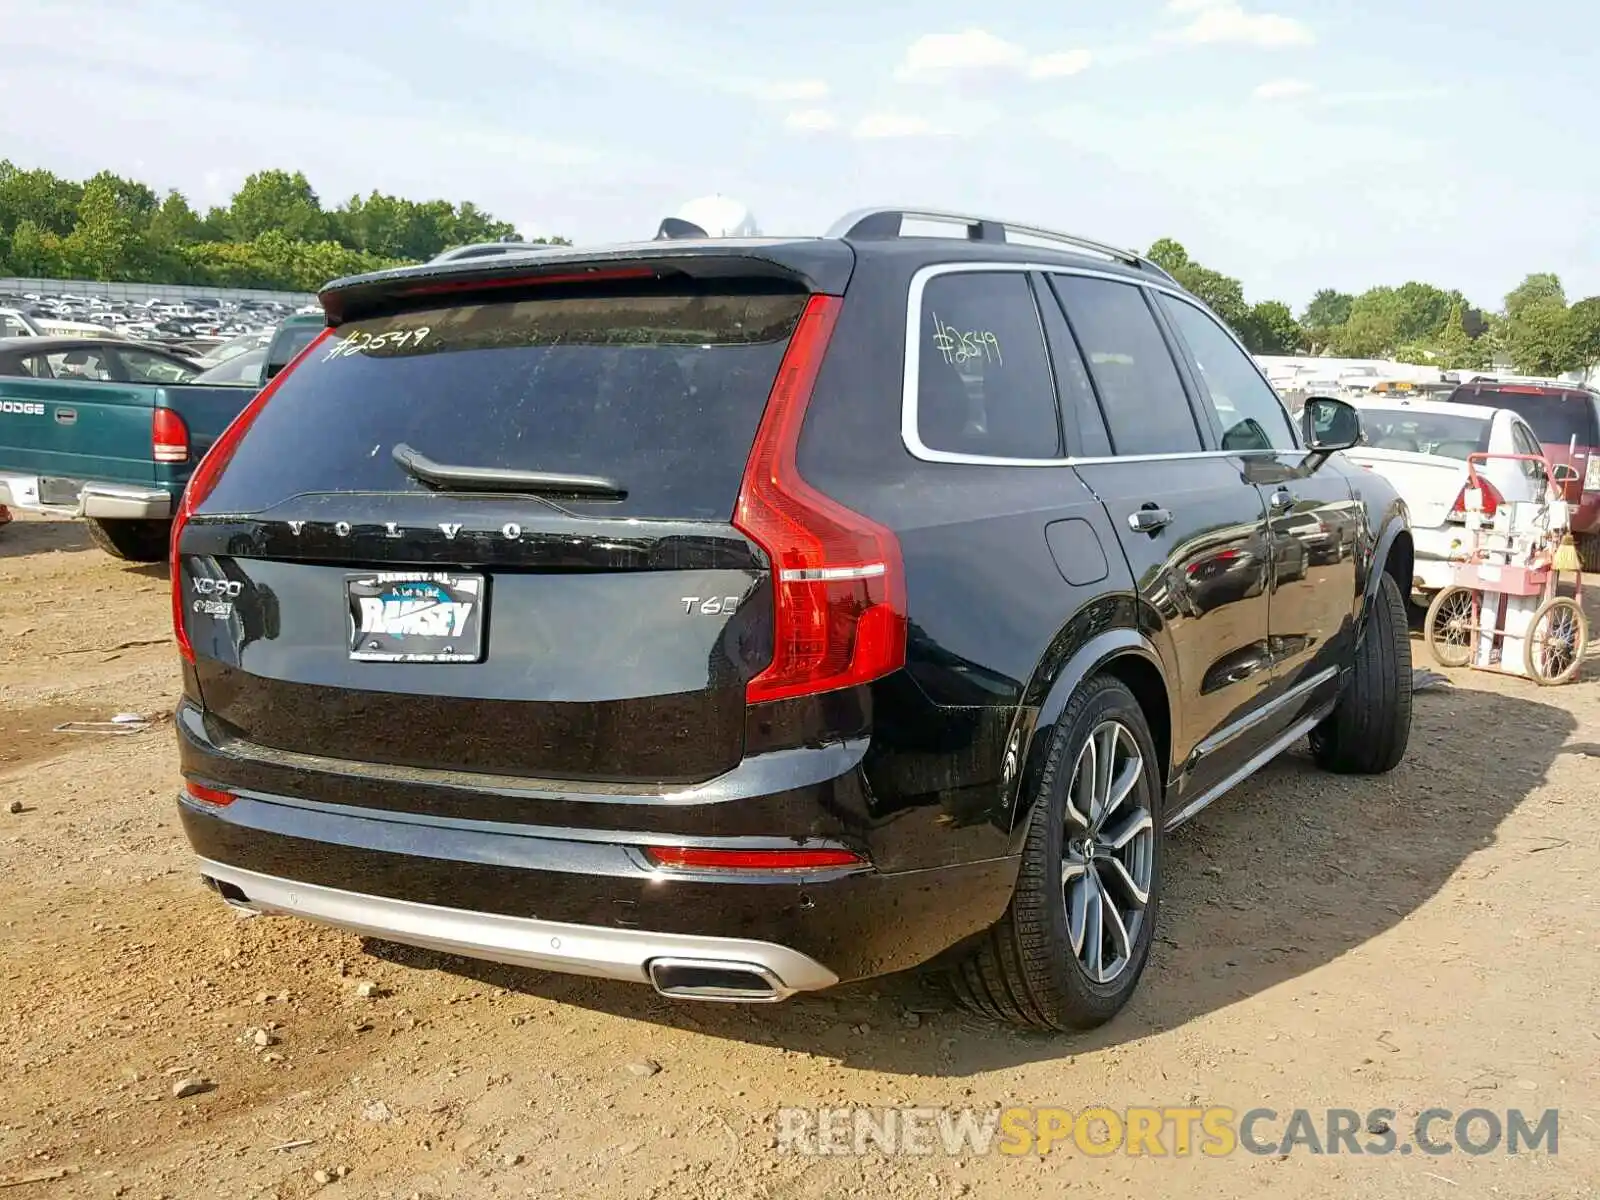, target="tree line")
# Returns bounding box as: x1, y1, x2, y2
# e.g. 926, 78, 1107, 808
0, 162, 567, 293
2, 161, 1595, 376
1149, 238, 1600, 378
